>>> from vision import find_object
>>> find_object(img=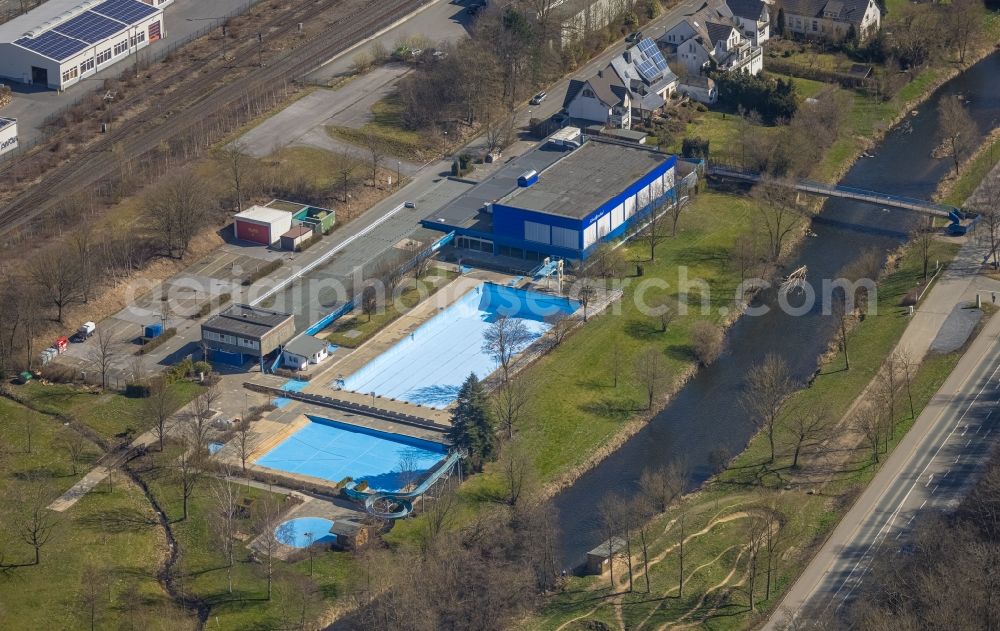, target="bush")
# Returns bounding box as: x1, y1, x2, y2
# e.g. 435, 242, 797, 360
696, 103, 708, 112
295, 232, 322, 252
713, 72, 797, 124
682, 137, 710, 160
242, 259, 283, 286
137, 328, 177, 355
192, 361, 212, 376
691, 321, 724, 366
